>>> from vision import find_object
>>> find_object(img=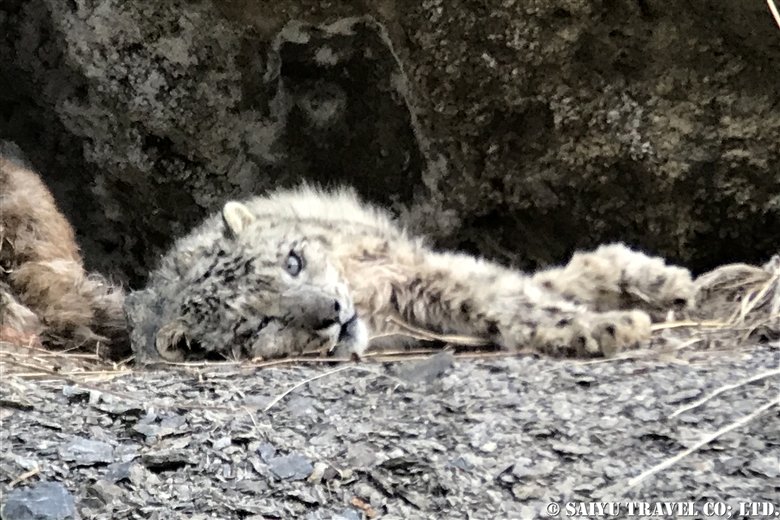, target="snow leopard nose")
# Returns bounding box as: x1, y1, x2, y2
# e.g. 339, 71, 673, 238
331, 298, 352, 324
335, 296, 358, 325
